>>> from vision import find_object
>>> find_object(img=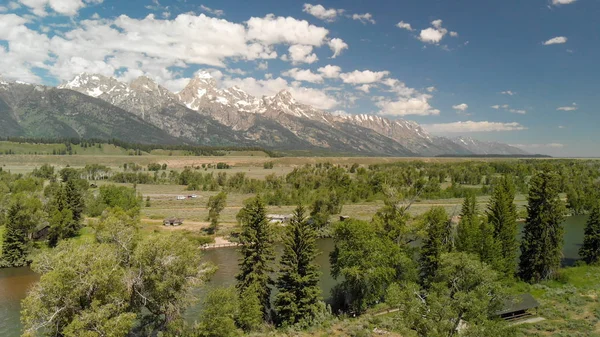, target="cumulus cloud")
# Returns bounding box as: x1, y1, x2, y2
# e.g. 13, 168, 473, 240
509, 109, 527, 114
282, 68, 323, 83
377, 95, 440, 116
491, 105, 501, 109
222, 76, 338, 110
328, 38, 348, 58
418, 19, 456, 45
340, 70, 389, 84
317, 64, 341, 78
302, 3, 343, 22
543, 36, 567, 45
452, 103, 468, 111
257, 61, 268, 70
247, 14, 329, 46
199, 4, 224, 17
426, 86, 436, 93
18, 0, 102, 16
423, 121, 527, 133
356, 84, 371, 93
557, 103, 577, 111
352, 13, 375, 24
286, 44, 319, 64
552, 0, 576, 5
396, 21, 414, 31
501, 90, 516, 95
